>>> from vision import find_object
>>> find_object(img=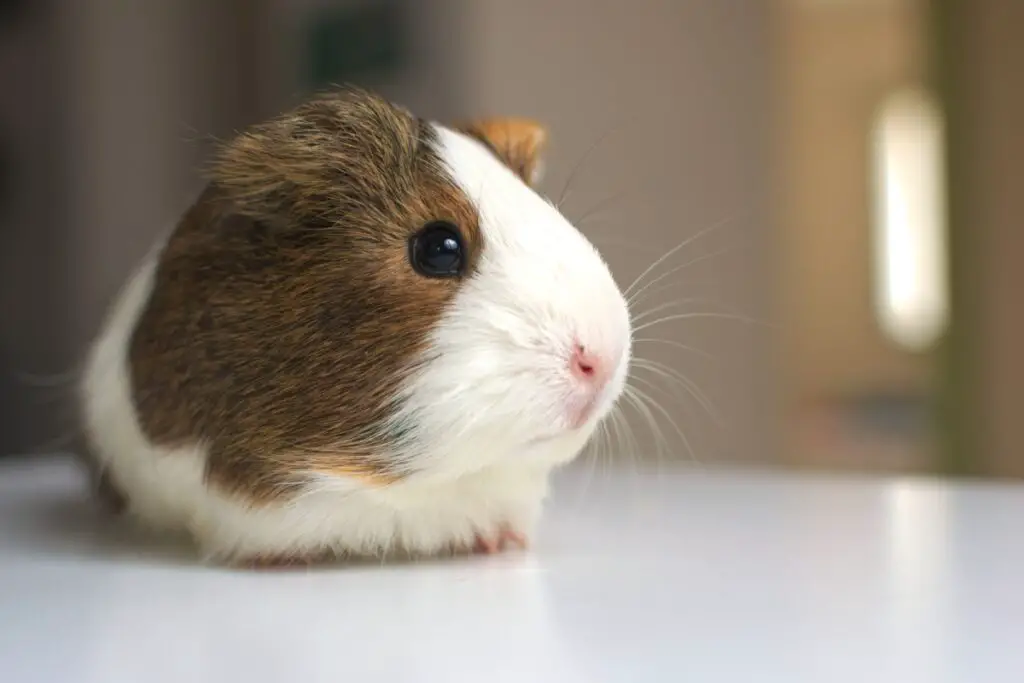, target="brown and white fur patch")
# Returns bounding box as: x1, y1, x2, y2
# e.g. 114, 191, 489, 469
79, 89, 631, 565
